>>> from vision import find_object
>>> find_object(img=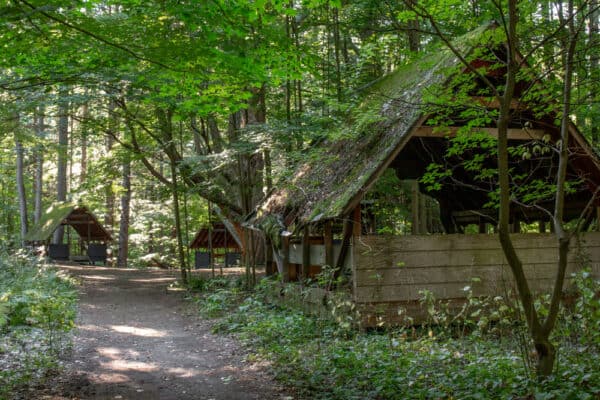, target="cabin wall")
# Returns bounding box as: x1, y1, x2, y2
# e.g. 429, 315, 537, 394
353, 232, 600, 326
286, 242, 353, 279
